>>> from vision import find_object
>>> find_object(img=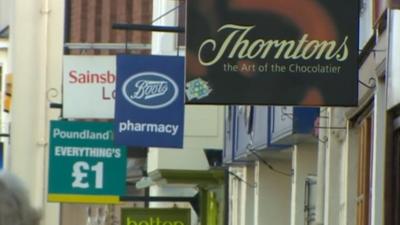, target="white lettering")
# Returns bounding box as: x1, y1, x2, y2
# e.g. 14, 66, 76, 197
52, 129, 112, 141
118, 120, 179, 136
132, 80, 168, 100
53, 147, 122, 158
